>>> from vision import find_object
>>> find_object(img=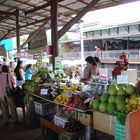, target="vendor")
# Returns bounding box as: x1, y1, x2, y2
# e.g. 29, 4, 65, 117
80, 56, 100, 83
